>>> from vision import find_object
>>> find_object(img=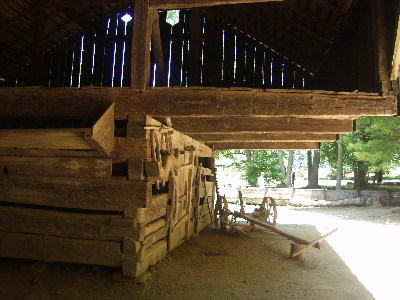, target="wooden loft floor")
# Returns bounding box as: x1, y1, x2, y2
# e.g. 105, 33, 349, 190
0, 86, 396, 151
